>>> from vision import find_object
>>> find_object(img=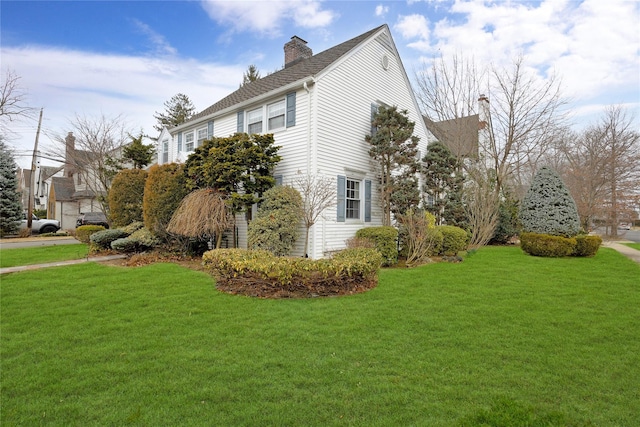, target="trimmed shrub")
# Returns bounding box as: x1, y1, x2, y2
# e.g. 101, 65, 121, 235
355, 226, 398, 266
143, 163, 189, 239
108, 168, 148, 227
75, 225, 105, 244
202, 248, 382, 298
247, 185, 303, 256
519, 166, 580, 237
90, 229, 128, 250
111, 228, 160, 253
520, 232, 576, 257
436, 225, 469, 256
573, 235, 602, 257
